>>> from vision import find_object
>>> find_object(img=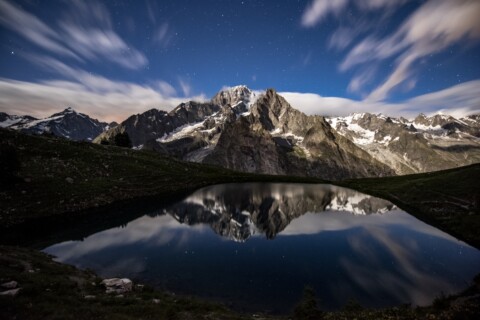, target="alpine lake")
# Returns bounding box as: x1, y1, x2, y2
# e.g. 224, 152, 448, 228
42, 183, 480, 314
